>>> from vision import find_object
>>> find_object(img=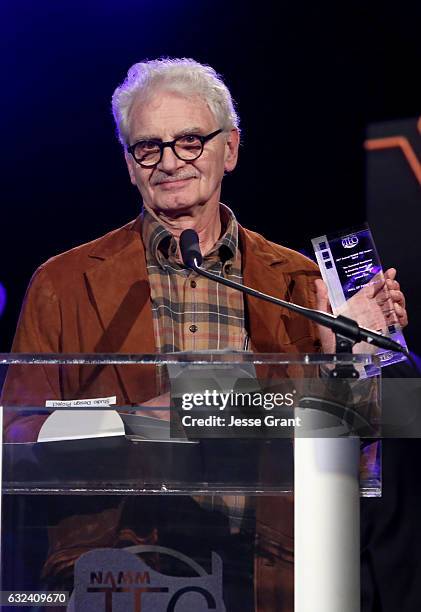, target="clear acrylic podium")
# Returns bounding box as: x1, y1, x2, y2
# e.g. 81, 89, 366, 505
0, 353, 381, 611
